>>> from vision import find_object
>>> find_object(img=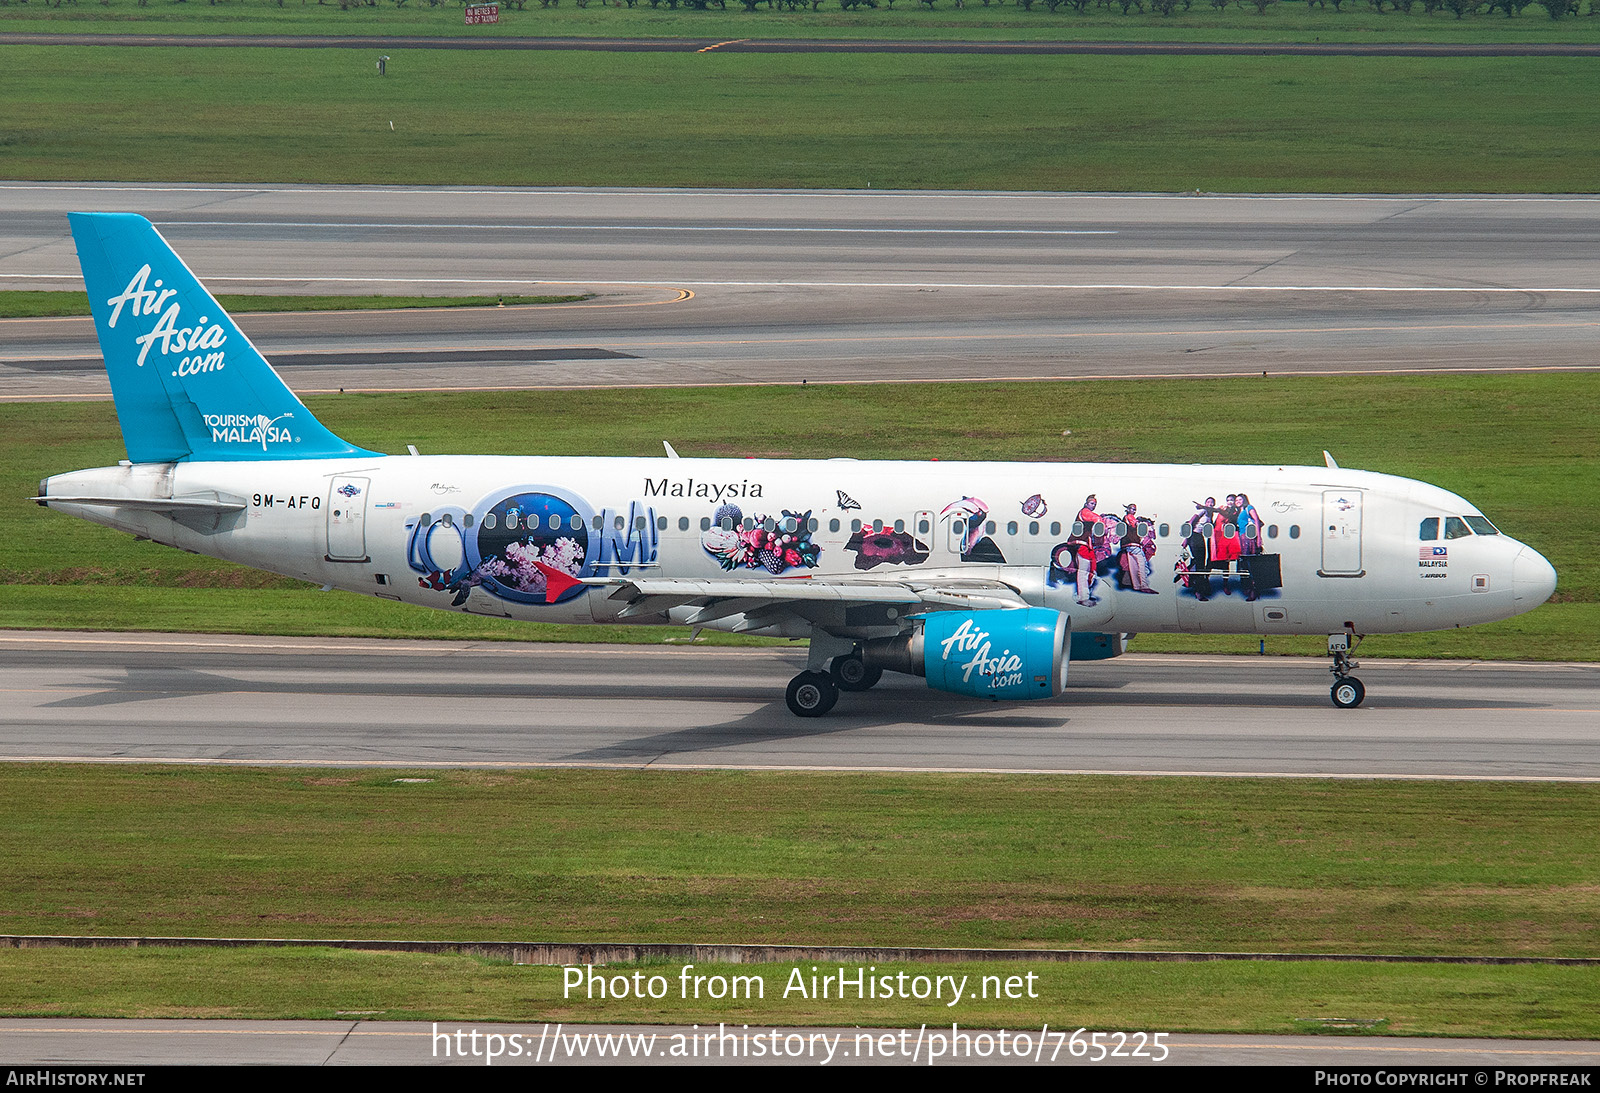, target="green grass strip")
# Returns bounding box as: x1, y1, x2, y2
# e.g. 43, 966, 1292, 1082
3, 47, 1598, 190
5, 3, 1600, 44
3, 767, 1599, 957
3, 948, 1597, 1039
